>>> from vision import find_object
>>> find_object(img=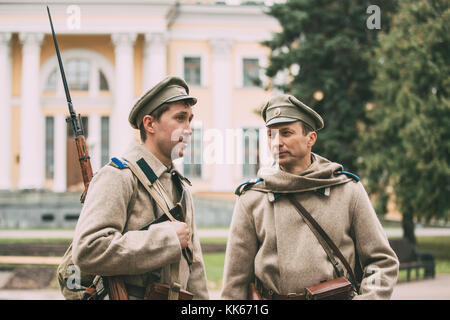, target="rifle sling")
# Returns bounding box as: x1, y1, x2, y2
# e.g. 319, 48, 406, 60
122, 159, 194, 299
